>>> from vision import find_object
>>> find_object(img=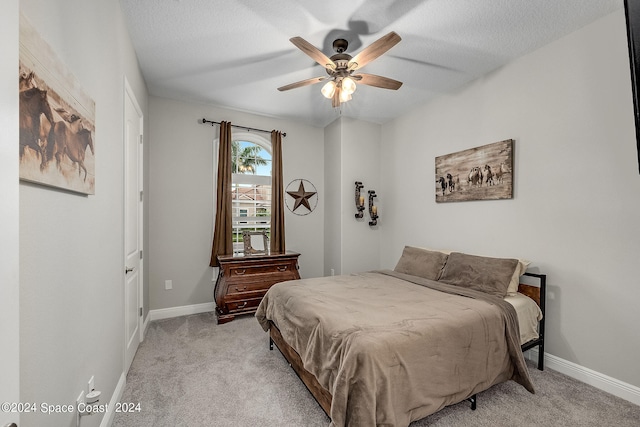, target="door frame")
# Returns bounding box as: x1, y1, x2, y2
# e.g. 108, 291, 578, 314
123, 77, 144, 372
